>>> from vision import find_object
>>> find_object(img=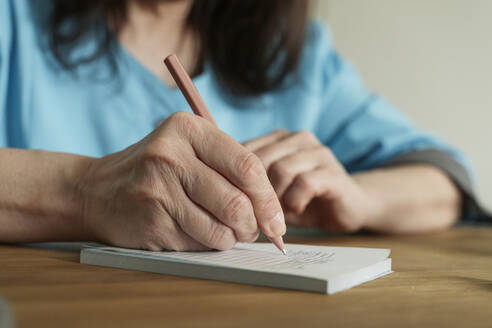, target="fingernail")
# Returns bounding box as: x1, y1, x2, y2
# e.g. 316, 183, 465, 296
269, 212, 286, 236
